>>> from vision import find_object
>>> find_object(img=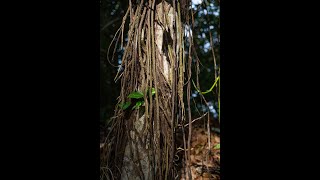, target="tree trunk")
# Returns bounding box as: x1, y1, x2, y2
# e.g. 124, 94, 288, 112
106, 0, 187, 179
